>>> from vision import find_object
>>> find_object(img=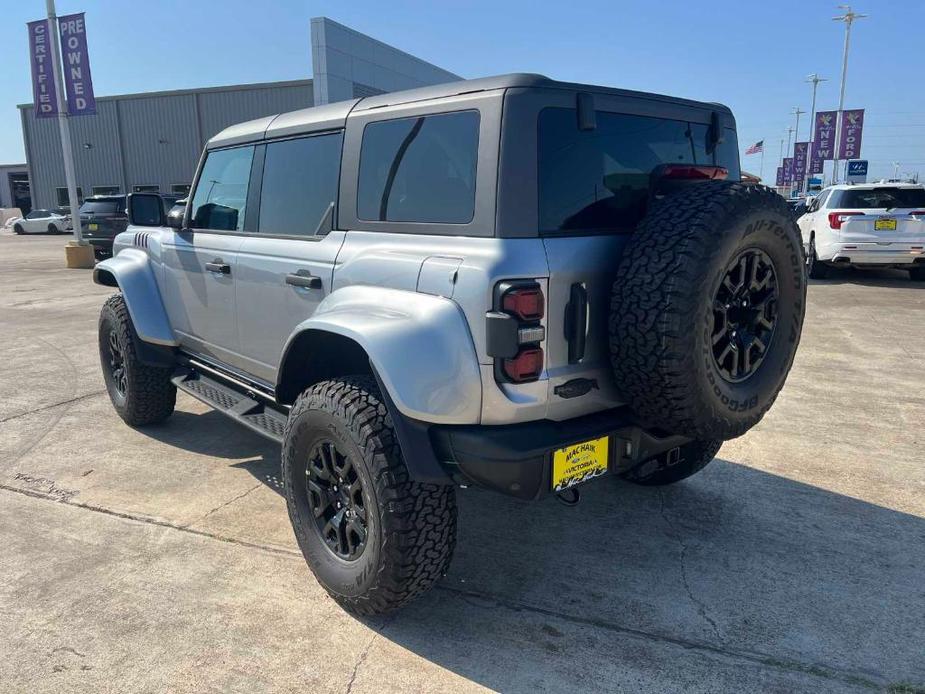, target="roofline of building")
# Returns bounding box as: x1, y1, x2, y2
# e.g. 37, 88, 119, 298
0, 163, 27, 168
17, 78, 313, 110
